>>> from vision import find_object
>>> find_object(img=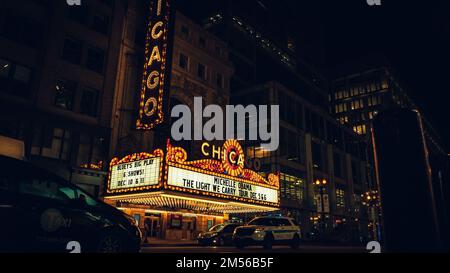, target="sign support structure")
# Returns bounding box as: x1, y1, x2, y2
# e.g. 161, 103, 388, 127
136, 0, 175, 133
